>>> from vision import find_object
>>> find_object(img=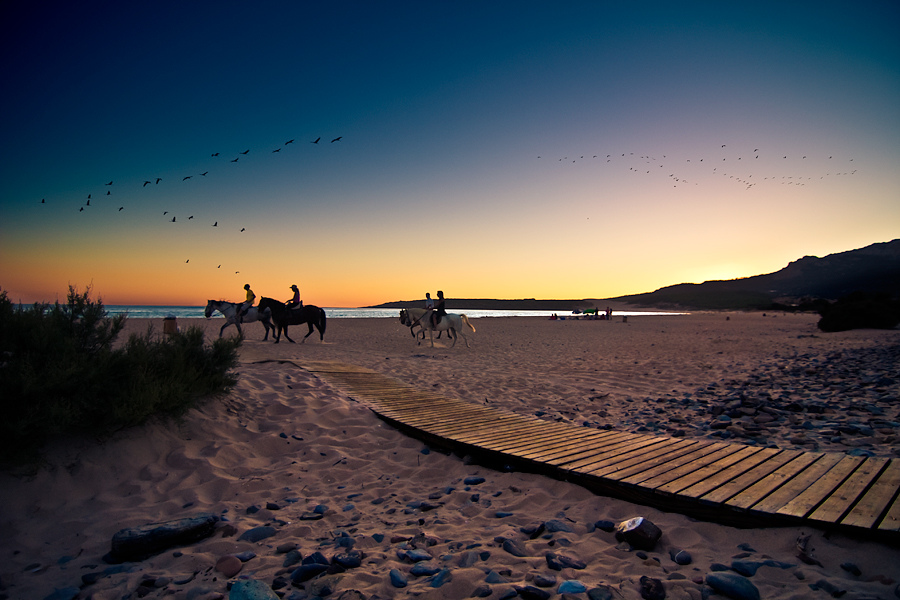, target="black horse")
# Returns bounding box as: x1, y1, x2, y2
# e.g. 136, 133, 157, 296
257, 297, 327, 344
